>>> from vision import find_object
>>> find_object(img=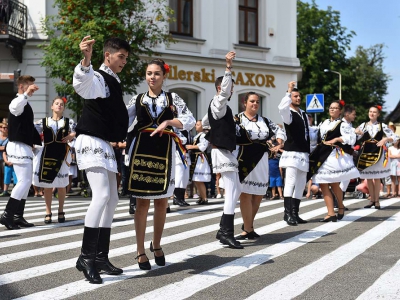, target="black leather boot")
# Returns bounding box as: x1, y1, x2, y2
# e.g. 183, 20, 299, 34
216, 213, 223, 240
129, 195, 136, 215
95, 227, 123, 275
174, 188, 187, 207
14, 199, 34, 227
217, 214, 244, 249
76, 227, 102, 284
283, 197, 297, 226
179, 188, 190, 206
0, 197, 21, 230
293, 198, 307, 224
